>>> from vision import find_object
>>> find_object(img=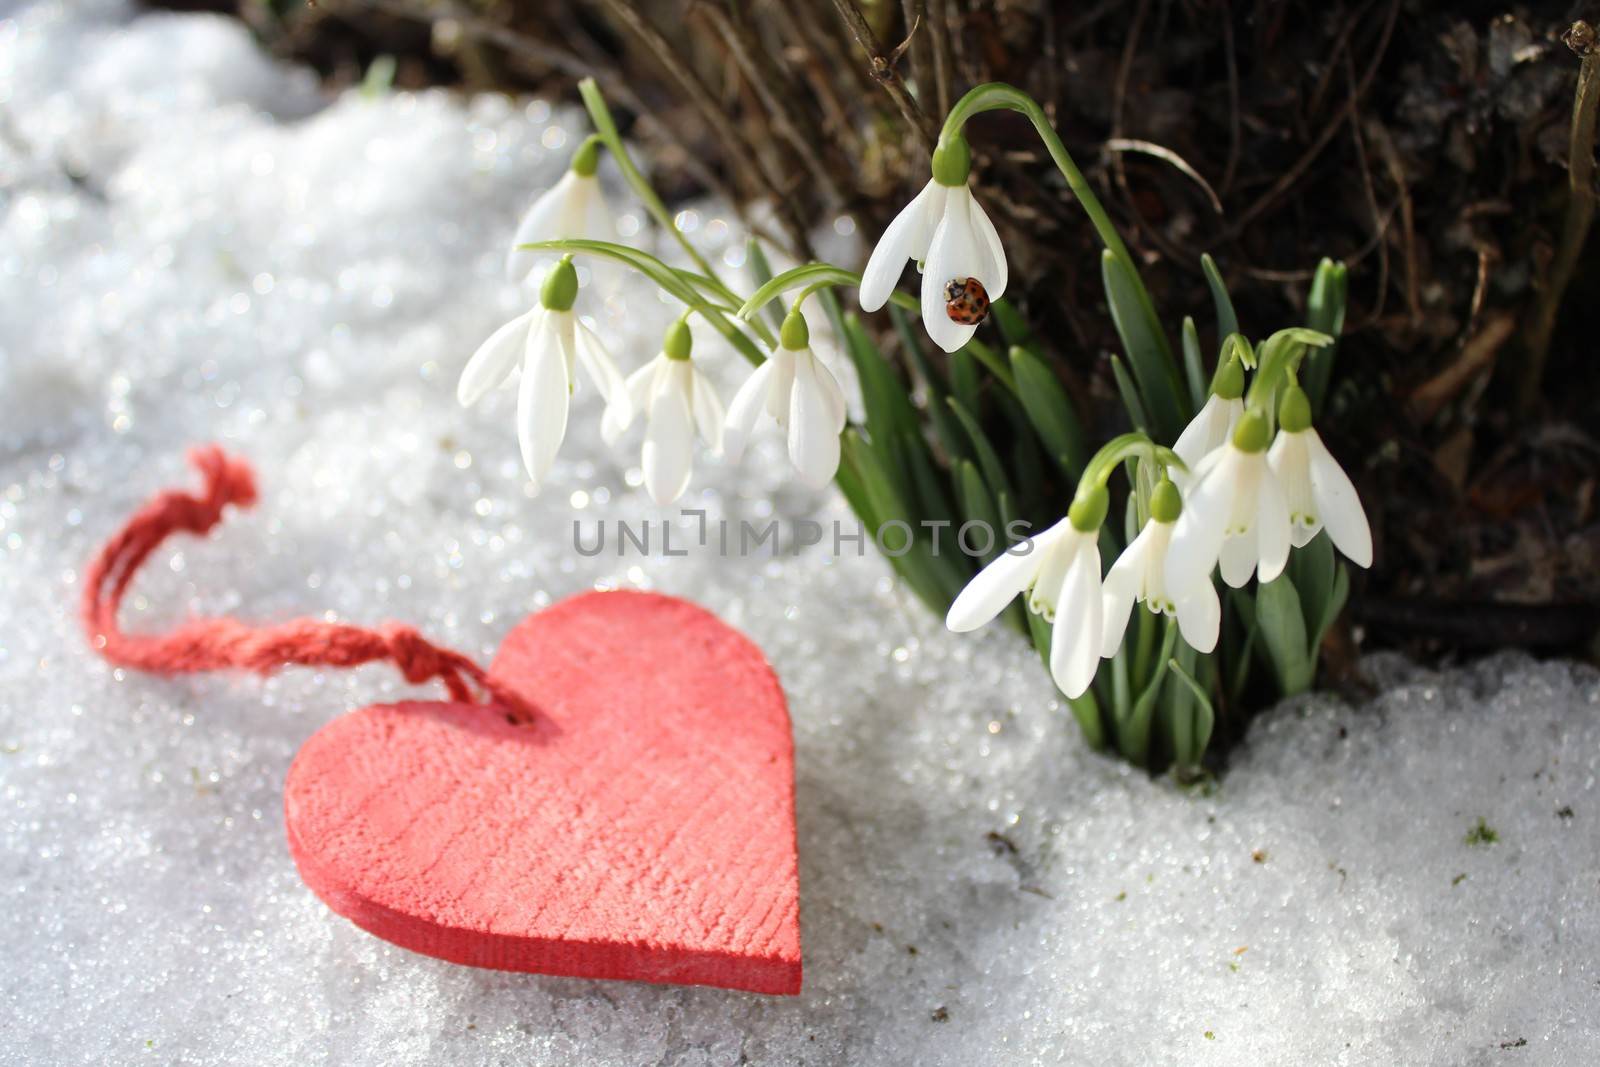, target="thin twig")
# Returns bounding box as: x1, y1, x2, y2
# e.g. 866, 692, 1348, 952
828, 0, 936, 151
1340, 52, 1390, 332
755, 0, 862, 159
1105, 139, 1224, 214
695, 3, 842, 206
1218, 0, 1242, 194
594, 0, 814, 257
1519, 21, 1600, 413
928, 0, 953, 119
1223, 0, 1400, 240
